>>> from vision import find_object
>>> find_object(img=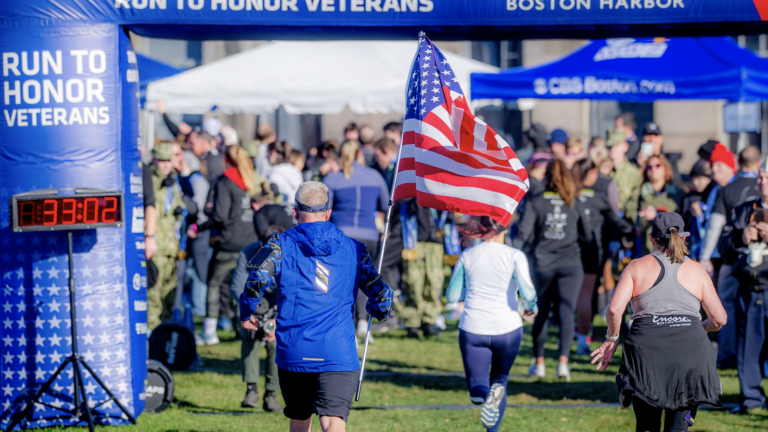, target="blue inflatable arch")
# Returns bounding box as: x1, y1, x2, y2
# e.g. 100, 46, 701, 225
1, 0, 768, 428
